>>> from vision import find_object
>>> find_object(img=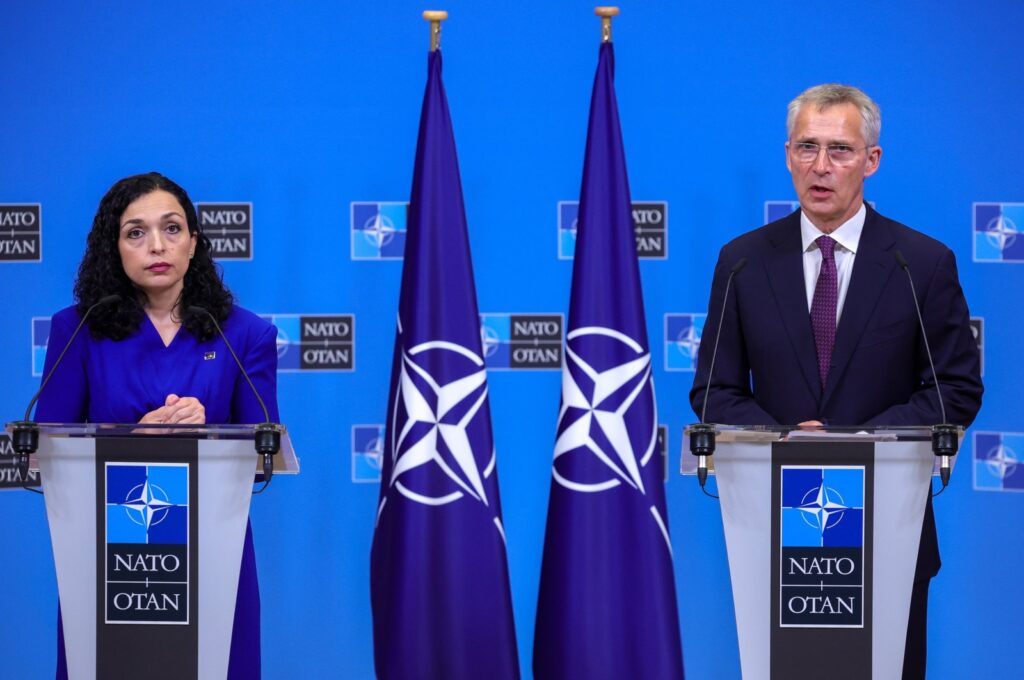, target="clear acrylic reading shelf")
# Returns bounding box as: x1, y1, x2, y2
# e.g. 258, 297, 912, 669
679, 424, 962, 477
4, 422, 299, 474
